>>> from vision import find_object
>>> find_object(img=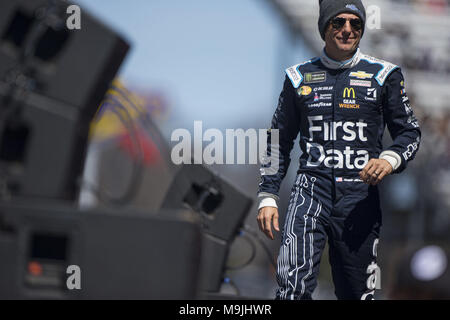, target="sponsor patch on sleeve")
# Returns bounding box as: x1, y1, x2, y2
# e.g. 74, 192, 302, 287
360, 54, 398, 86
286, 65, 302, 88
